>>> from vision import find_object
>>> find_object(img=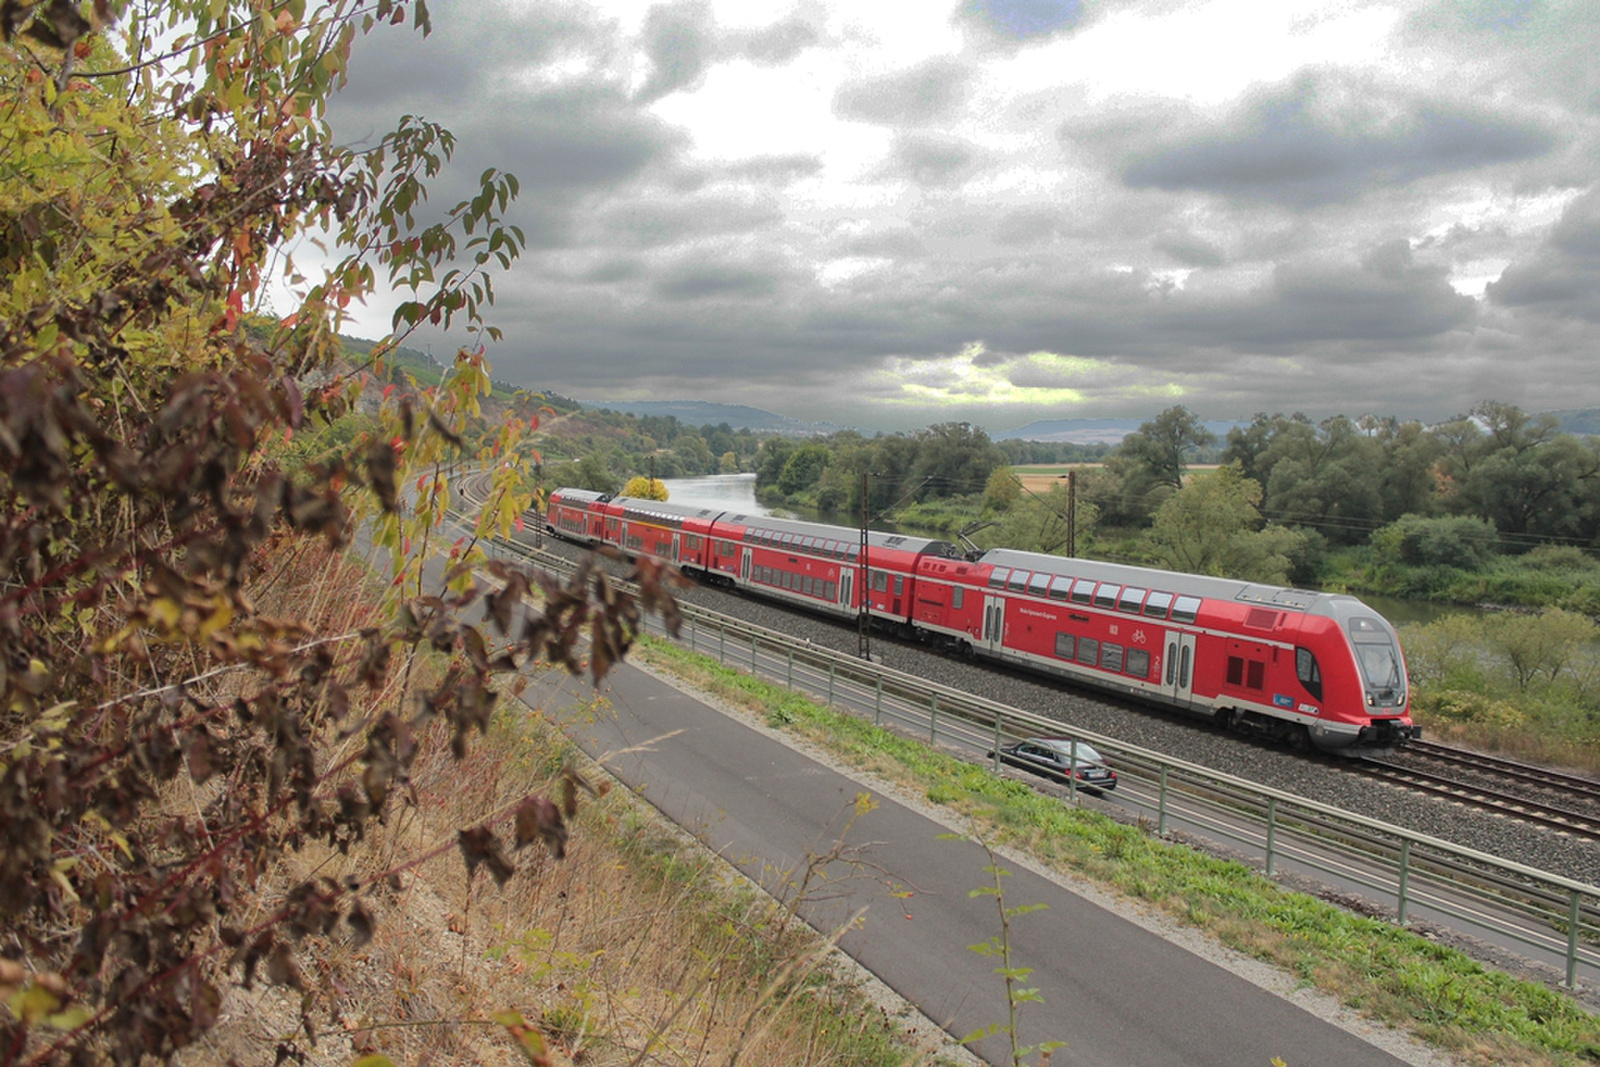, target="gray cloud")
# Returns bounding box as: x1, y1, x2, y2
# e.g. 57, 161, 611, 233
719, 154, 825, 185
834, 56, 971, 125
1153, 232, 1227, 267
730, 12, 822, 64
883, 133, 977, 186
955, 0, 1085, 42
651, 257, 791, 301
1487, 188, 1600, 322
634, 1, 717, 103
1119, 69, 1560, 207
